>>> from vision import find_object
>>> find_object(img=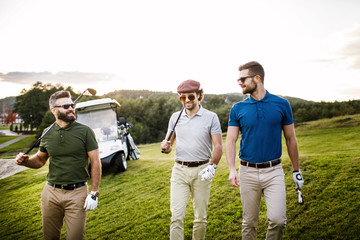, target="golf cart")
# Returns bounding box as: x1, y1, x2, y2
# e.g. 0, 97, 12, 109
75, 98, 140, 172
